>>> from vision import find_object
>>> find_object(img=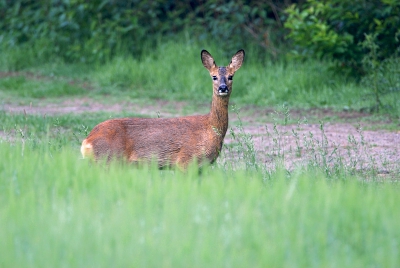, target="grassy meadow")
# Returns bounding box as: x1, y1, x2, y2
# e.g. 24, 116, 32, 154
1, 38, 399, 267
1, 39, 379, 109
1, 143, 400, 267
